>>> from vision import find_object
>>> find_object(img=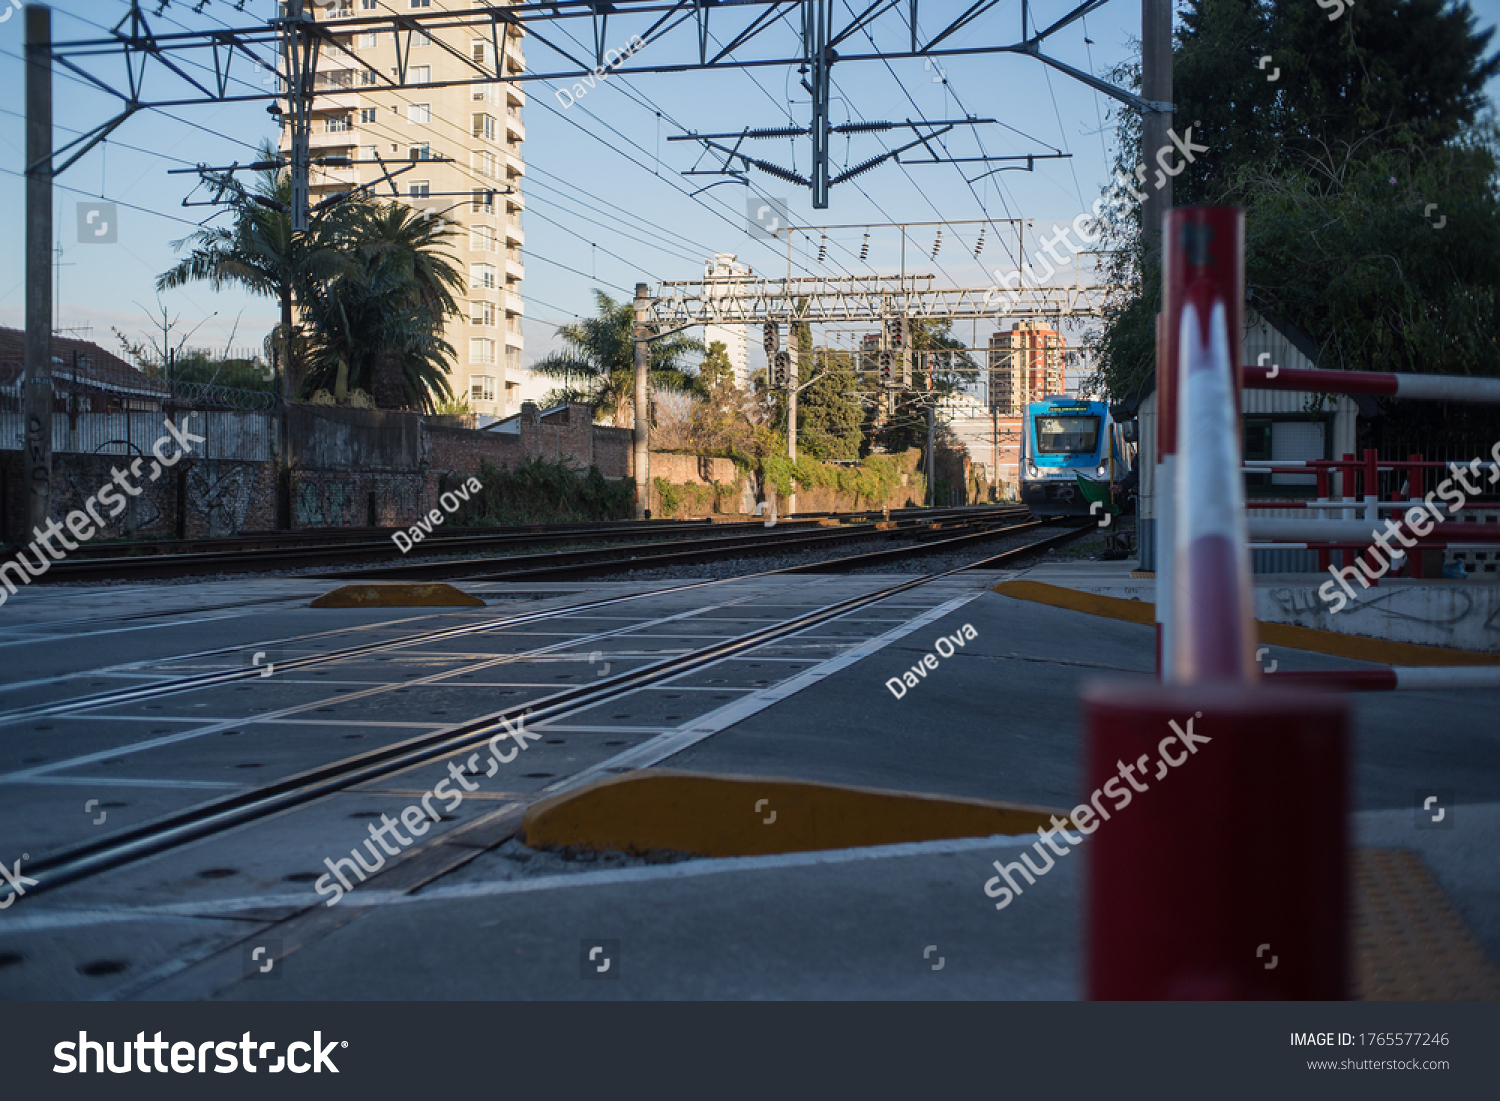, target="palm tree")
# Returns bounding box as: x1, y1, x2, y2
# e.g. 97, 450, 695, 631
157, 144, 344, 399
531, 289, 704, 424
301, 202, 466, 411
